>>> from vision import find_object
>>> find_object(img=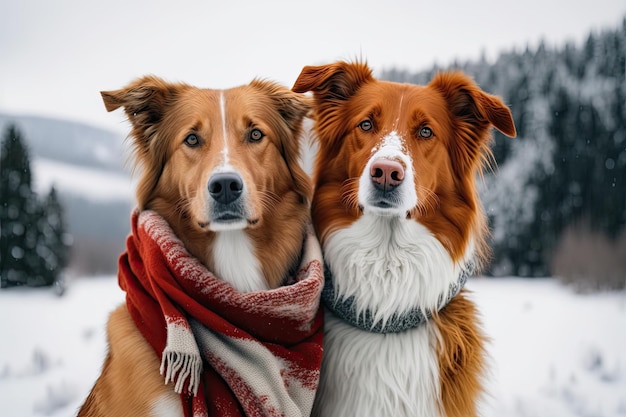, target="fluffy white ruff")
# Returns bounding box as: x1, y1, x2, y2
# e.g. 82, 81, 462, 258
358, 131, 417, 216
212, 230, 267, 292
316, 214, 468, 417
312, 312, 442, 417
324, 214, 463, 326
